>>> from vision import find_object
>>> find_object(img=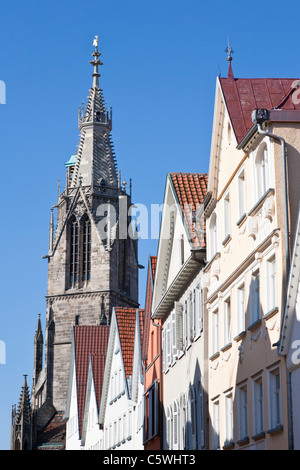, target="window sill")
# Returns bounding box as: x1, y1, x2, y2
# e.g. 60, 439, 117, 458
223, 440, 235, 450
236, 213, 247, 227
236, 436, 249, 446
252, 431, 265, 441
234, 331, 246, 342
222, 234, 231, 246
263, 307, 278, 321
209, 351, 220, 361
248, 318, 262, 331
220, 342, 232, 352
248, 188, 274, 217
267, 425, 283, 436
